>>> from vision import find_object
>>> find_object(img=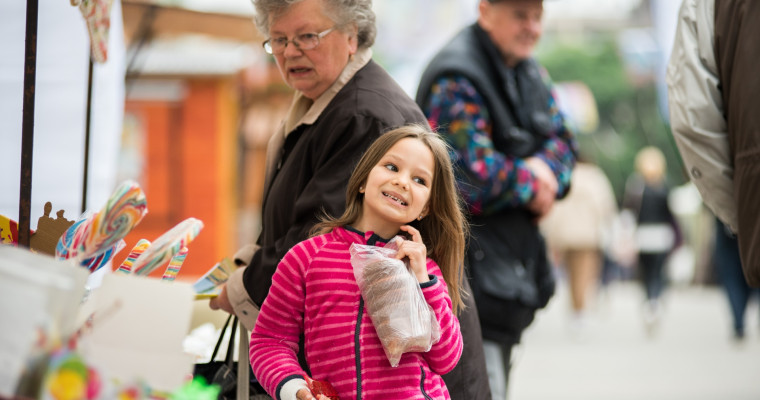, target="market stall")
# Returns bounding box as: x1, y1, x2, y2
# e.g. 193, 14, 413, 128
1, 0, 260, 397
